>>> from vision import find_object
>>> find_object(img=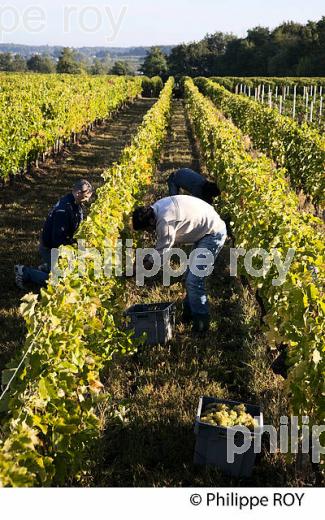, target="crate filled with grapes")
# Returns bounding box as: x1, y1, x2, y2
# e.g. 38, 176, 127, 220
194, 396, 263, 477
